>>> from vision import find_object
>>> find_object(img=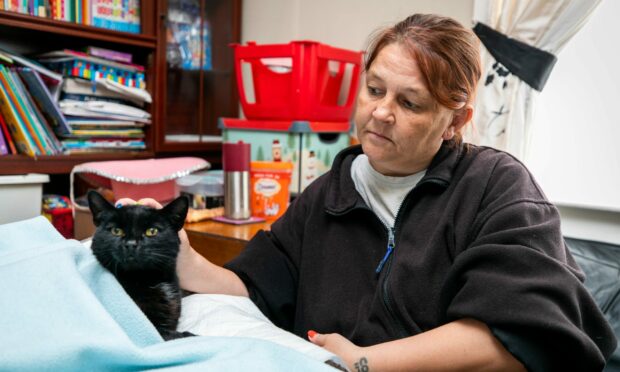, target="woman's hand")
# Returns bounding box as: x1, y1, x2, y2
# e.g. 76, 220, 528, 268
308, 331, 368, 371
